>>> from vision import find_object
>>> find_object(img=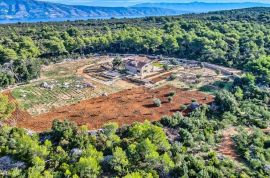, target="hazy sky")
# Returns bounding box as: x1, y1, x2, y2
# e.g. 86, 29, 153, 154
39, 0, 270, 6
